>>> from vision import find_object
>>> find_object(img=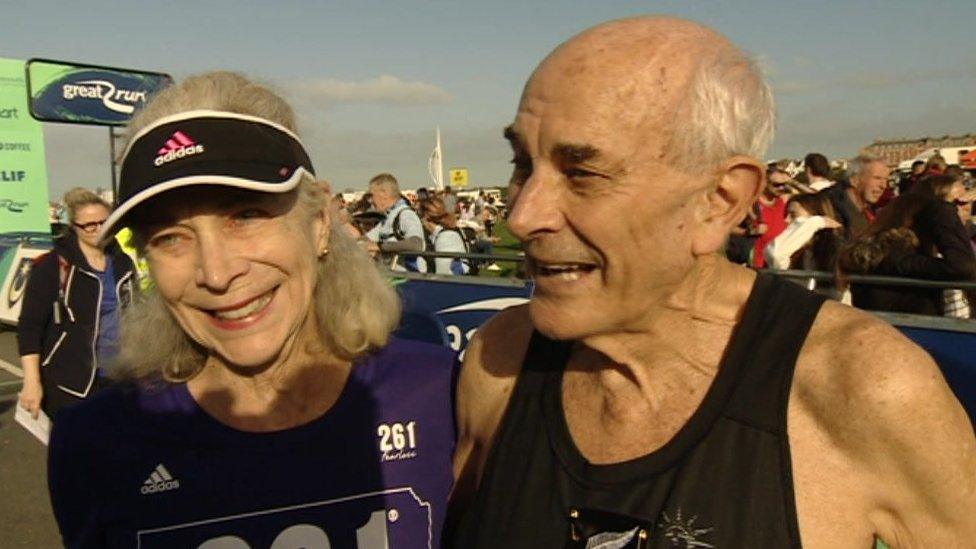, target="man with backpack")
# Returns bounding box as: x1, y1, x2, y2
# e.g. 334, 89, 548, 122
364, 173, 427, 272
